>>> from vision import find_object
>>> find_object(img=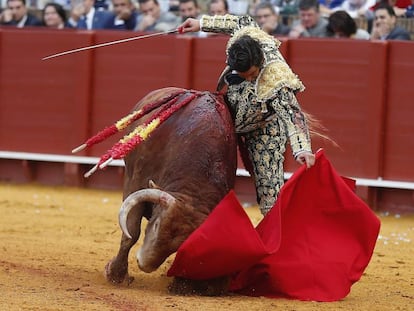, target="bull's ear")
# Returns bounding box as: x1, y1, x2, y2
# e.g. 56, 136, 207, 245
149, 180, 161, 189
